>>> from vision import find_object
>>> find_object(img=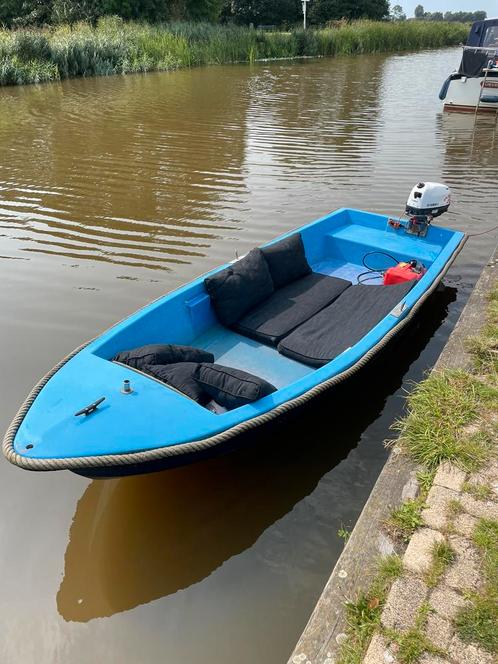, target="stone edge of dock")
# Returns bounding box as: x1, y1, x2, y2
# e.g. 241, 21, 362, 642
288, 245, 498, 664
